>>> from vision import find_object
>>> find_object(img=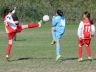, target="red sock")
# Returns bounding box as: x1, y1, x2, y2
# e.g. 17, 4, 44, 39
78, 47, 82, 58
28, 24, 39, 28
7, 44, 12, 57
86, 46, 91, 57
